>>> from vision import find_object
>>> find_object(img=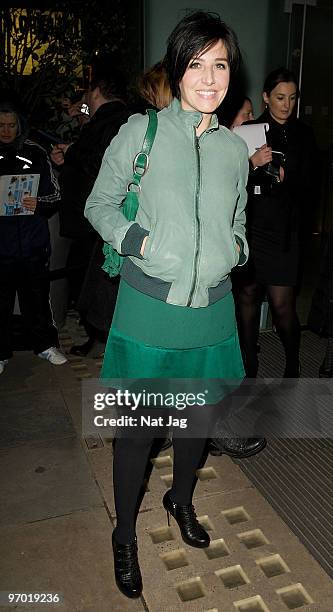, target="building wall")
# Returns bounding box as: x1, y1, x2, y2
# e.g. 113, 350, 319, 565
144, 0, 289, 117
